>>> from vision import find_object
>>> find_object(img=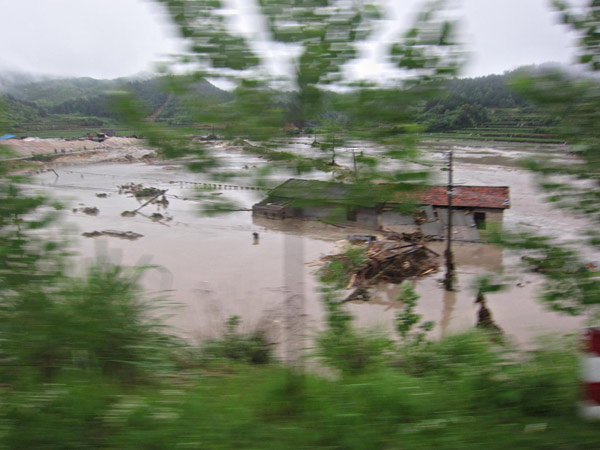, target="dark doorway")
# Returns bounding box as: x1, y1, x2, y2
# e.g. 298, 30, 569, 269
346, 207, 357, 221
474, 212, 486, 229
